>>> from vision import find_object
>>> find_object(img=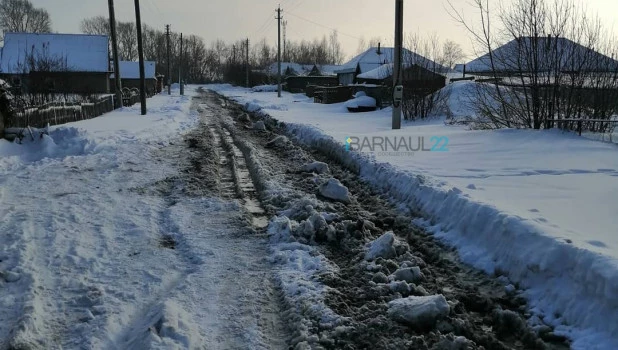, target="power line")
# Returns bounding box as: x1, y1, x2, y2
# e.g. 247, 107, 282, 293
285, 11, 361, 40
